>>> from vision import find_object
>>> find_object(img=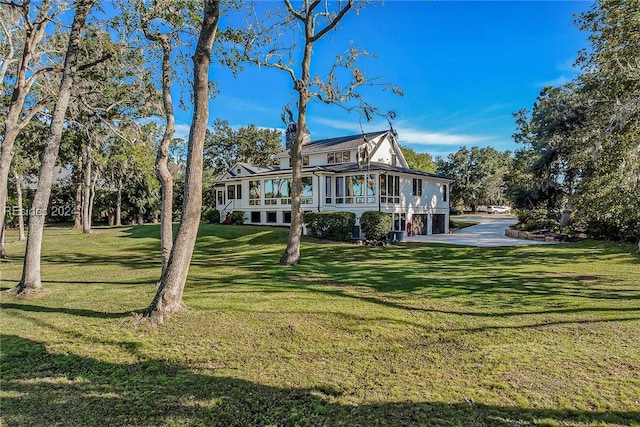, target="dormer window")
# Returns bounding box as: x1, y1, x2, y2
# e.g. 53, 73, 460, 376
237, 168, 241, 175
